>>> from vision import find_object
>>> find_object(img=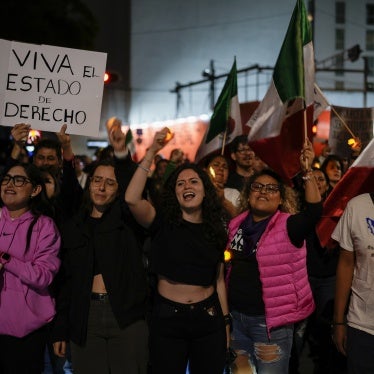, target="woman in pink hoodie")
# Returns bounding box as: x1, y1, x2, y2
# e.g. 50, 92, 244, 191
0, 163, 61, 374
